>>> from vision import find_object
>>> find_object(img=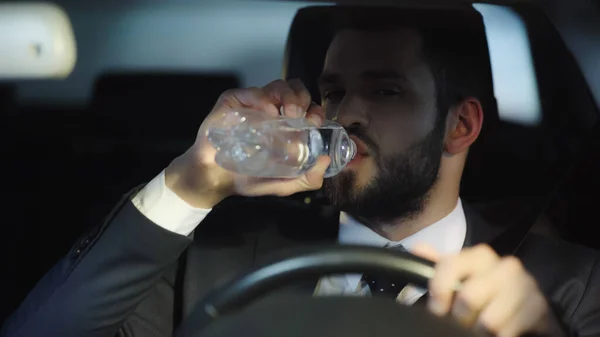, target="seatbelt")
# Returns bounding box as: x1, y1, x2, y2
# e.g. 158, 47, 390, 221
491, 121, 600, 256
